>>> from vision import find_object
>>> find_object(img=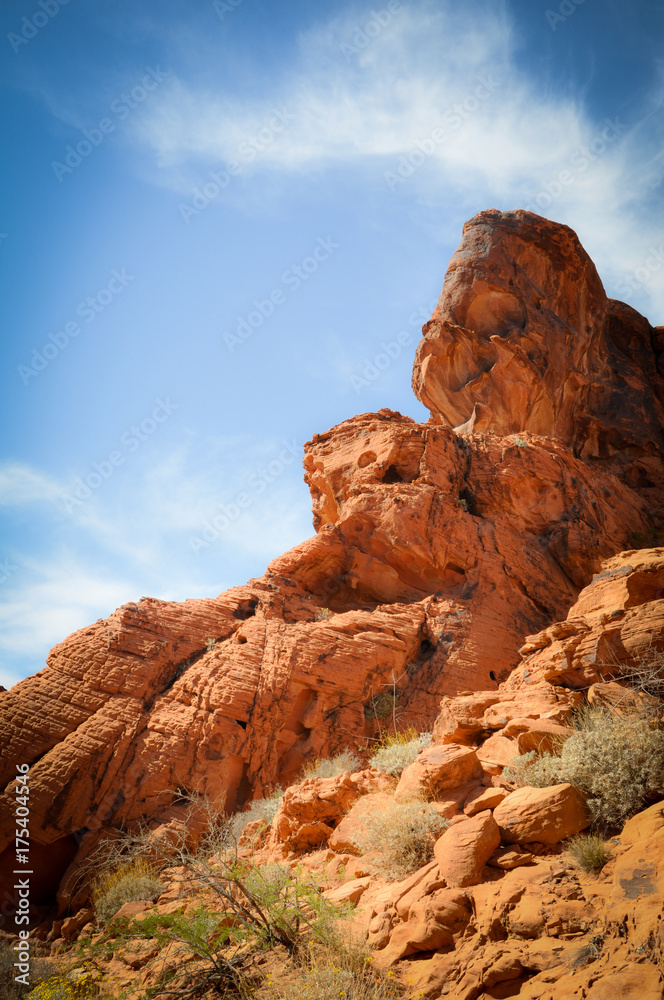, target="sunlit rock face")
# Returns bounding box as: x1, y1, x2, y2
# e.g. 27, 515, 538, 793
412, 209, 664, 473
